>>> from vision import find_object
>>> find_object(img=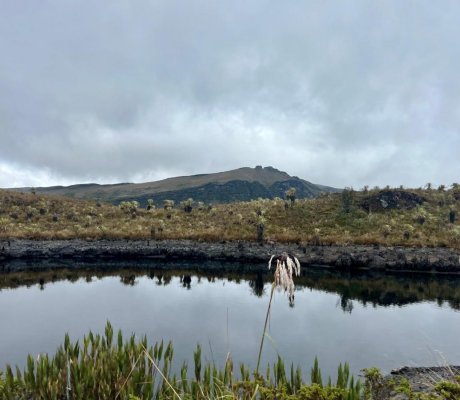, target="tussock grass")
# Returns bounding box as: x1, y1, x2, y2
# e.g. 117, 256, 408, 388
1, 322, 458, 399
1, 186, 459, 249
0, 322, 363, 400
